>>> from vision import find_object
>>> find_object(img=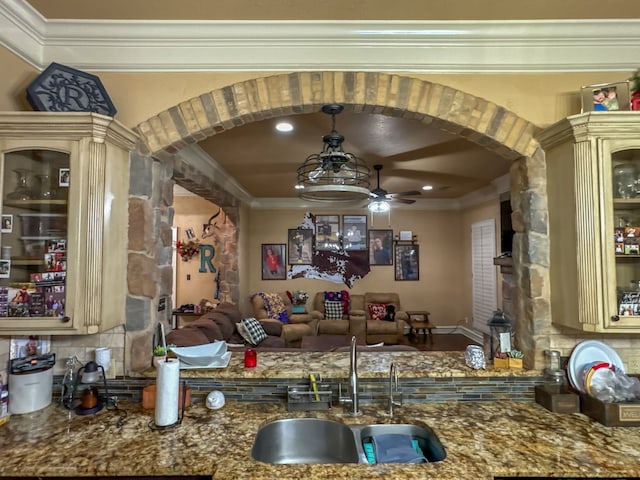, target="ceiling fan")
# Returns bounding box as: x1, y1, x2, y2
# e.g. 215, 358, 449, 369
367, 164, 421, 212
